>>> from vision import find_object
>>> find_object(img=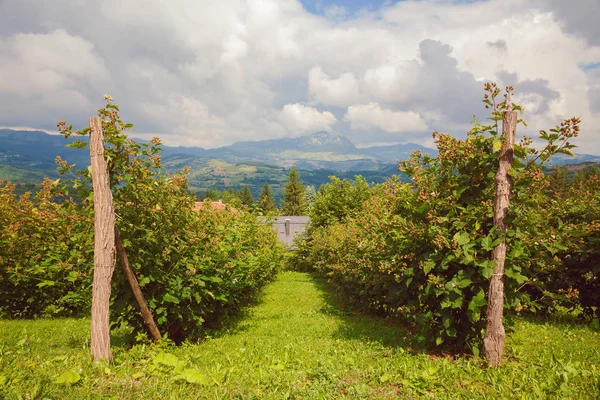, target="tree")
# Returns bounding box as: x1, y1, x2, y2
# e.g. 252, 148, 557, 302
258, 183, 277, 214
309, 176, 372, 229
281, 166, 307, 216
305, 185, 317, 211
238, 185, 254, 207
221, 187, 242, 207
547, 166, 568, 198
